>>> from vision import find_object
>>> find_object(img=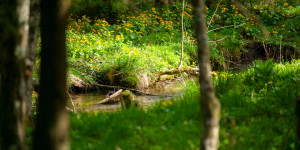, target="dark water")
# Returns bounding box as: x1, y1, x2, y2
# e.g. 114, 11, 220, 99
67, 80, 185, 112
